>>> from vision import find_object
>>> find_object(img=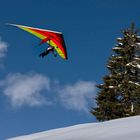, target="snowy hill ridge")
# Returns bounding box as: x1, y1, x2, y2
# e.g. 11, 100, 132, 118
8, 116, 140, 140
